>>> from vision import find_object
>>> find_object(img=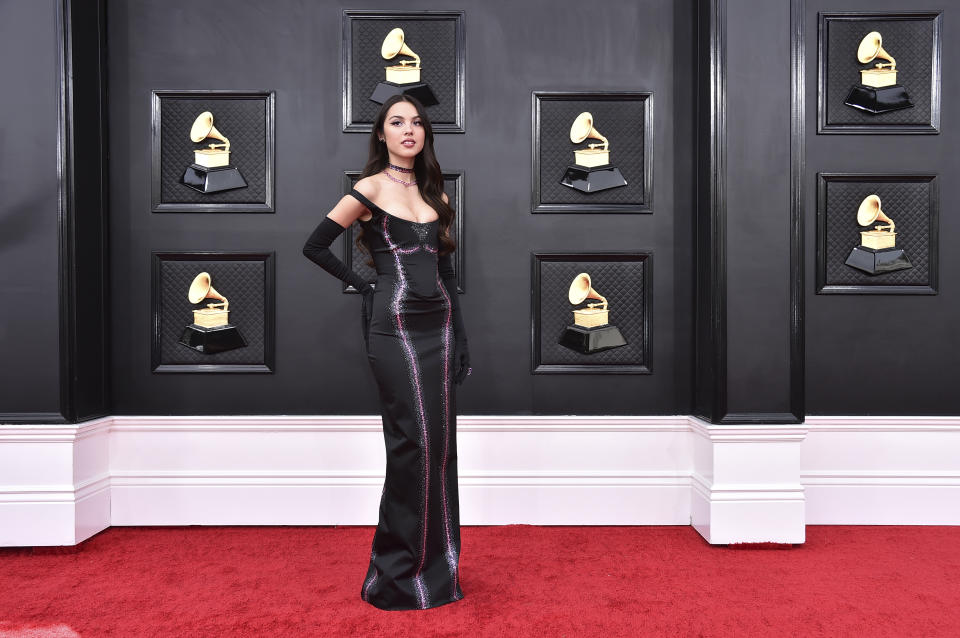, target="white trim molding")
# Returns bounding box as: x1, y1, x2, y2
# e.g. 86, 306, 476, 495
0, 417, 111, 546
2, 415, 959, 546
690, 418, 807, 544
803, 416, 960, 524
